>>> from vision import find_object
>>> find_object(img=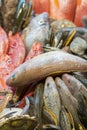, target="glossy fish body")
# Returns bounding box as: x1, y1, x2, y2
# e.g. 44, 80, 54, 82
55, 77, 84, 130
6, 51, 87, 87
43, 76, 61, 125
60, 106, 75, 130
62, 73, 87, 99
22, 12, 50, 52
